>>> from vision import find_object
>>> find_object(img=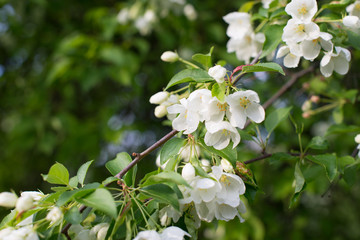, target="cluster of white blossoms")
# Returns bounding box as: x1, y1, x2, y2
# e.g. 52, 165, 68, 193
0, 191, 43, 213
69, 223, 110, 240
223, 12, 265, 63
277, 0, 351, 77
149, 91, 179, 119
117, 1, 197, 36
178, 162, 246, 224
343, 1, 360, 29
164, 66, 264, 150
0, 225, 38, 240
133, 226, 190, 240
